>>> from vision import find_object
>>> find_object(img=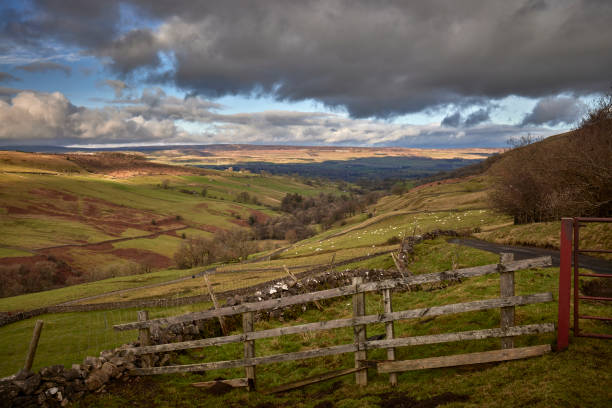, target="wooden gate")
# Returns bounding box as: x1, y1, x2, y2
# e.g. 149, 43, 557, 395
557, 217, 612, 351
